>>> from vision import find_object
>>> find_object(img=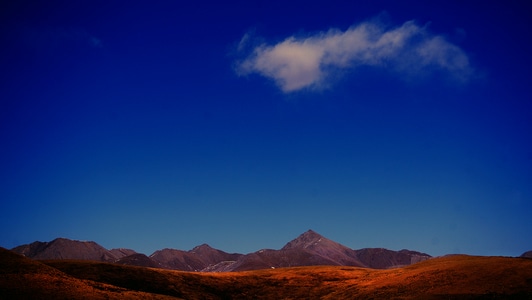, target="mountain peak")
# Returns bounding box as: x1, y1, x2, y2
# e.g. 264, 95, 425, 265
303, 229, 321, 237
191, 244, 214, 252
11, 237, 118, 261
282, 230, 326, 250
